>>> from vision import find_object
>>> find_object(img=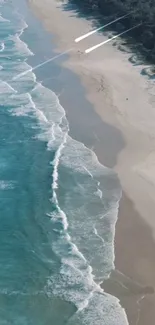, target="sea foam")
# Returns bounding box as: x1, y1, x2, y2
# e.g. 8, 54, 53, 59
0, 3, 128, 325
